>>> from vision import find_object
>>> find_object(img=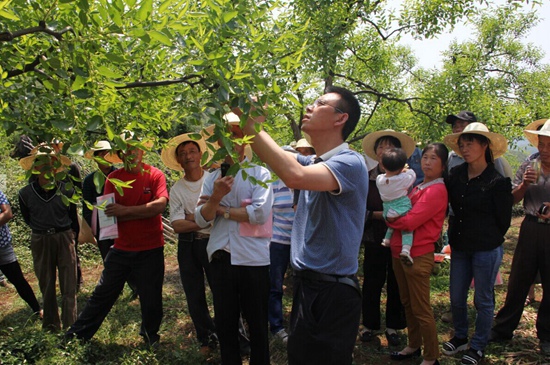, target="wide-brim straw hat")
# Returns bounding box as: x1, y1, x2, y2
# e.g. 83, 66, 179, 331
295, 138, 313, 149
201, 113, 253, 161
160, 133, 209, 171
361, 130, 416, 160
524, 119, 550, 147
443, 122, 508, 159
84, 140, 123, 164
19, 145, 71, 171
